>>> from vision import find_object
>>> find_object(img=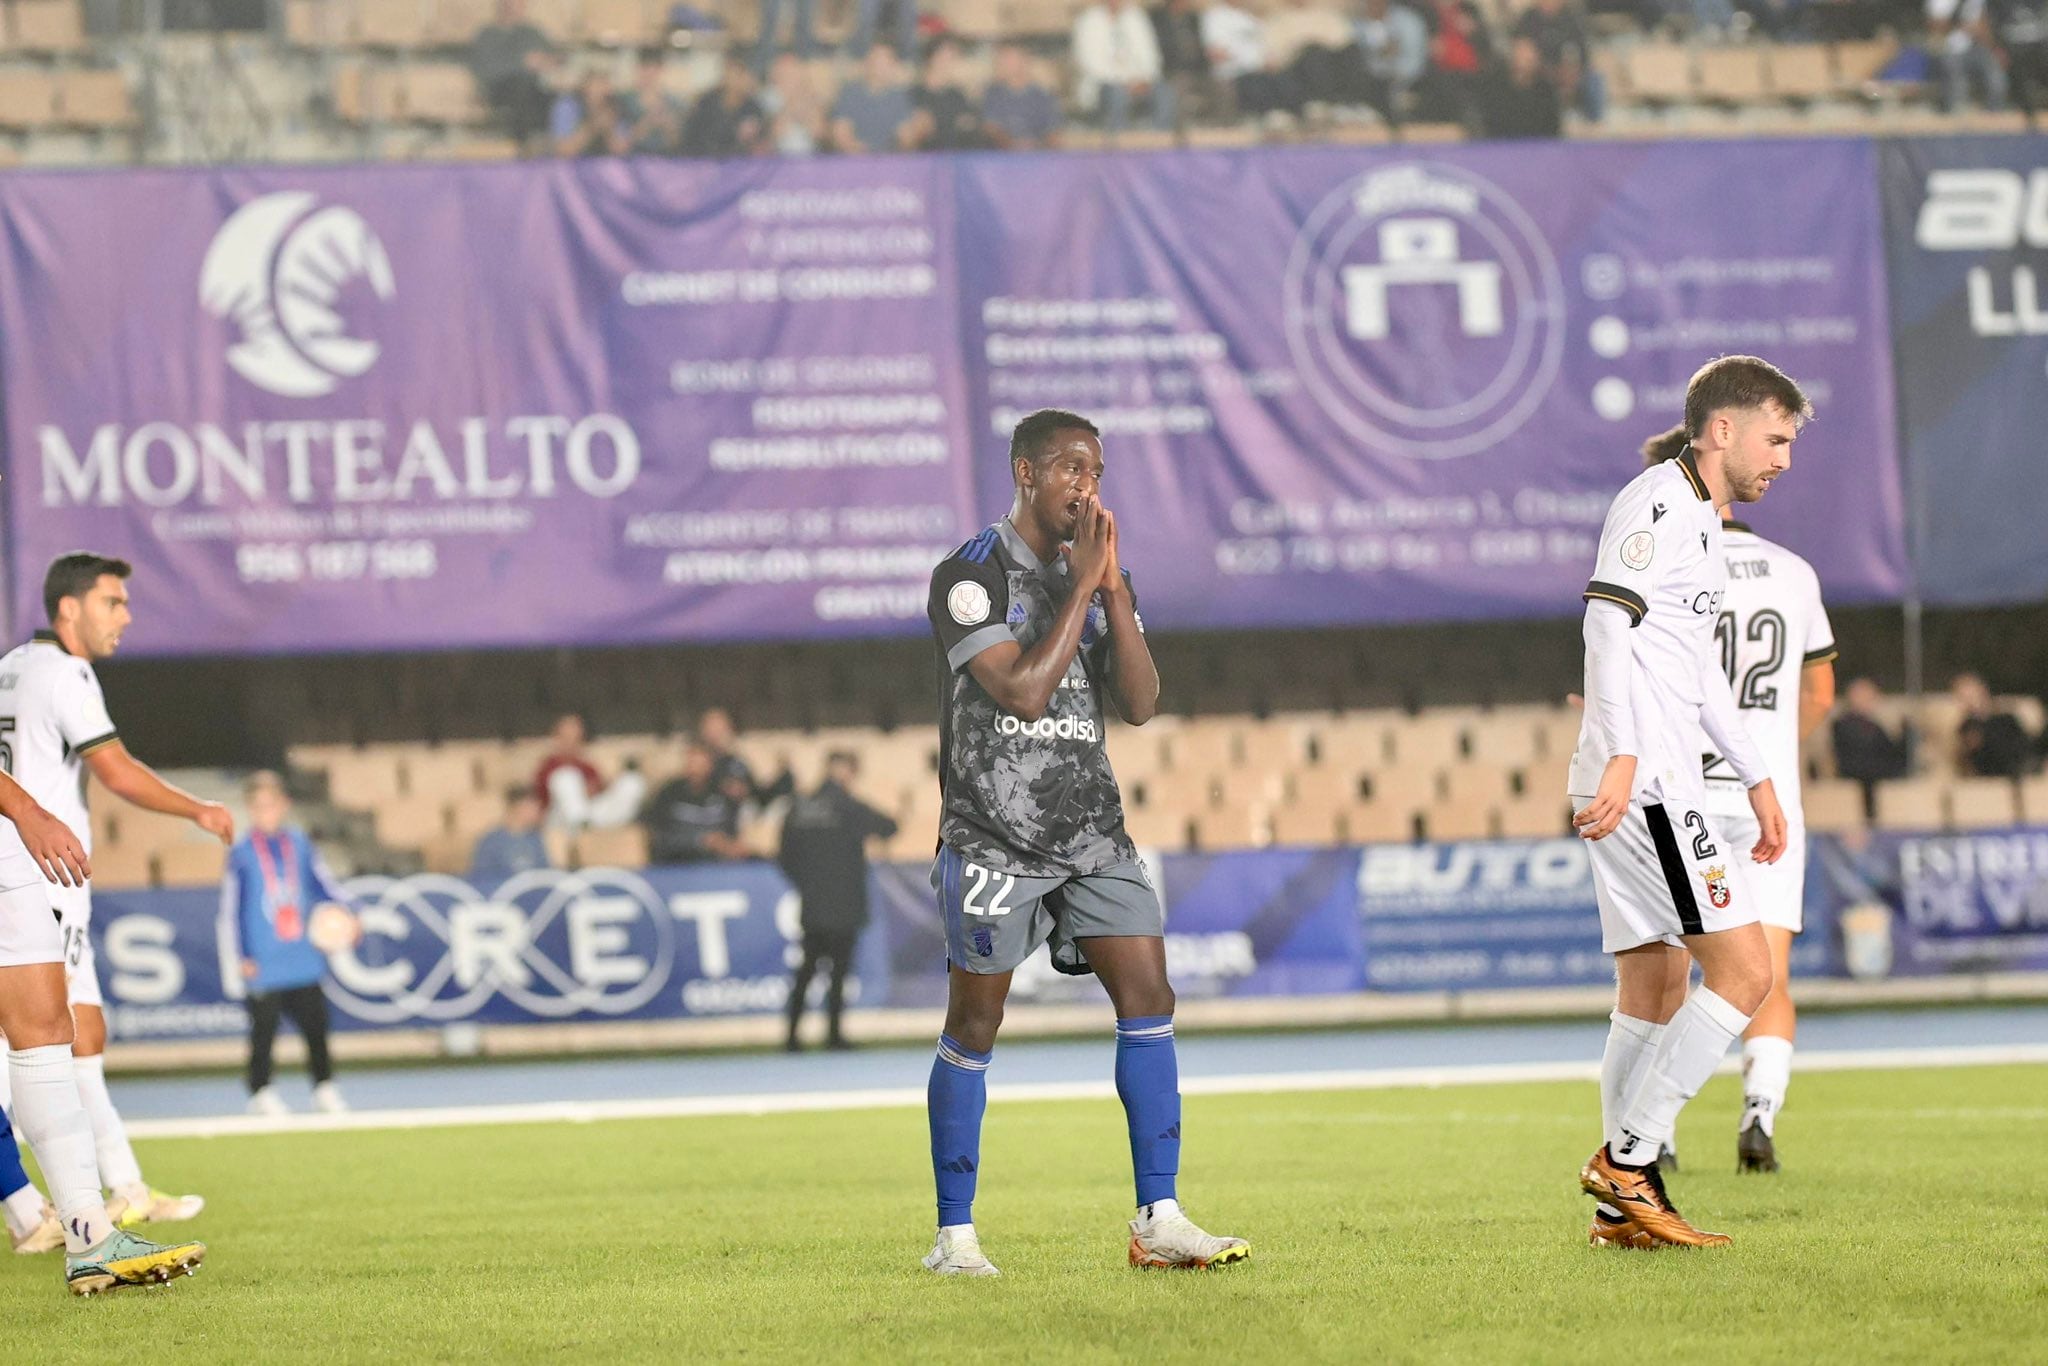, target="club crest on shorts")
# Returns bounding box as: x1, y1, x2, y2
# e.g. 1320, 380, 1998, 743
970, 926, 995, 957
1702, 865, 1732, 909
